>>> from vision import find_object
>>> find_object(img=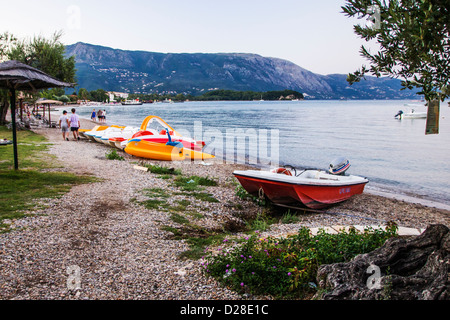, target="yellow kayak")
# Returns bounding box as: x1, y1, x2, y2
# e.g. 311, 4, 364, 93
186, 149, 215, 160
124, 139, 215, 161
